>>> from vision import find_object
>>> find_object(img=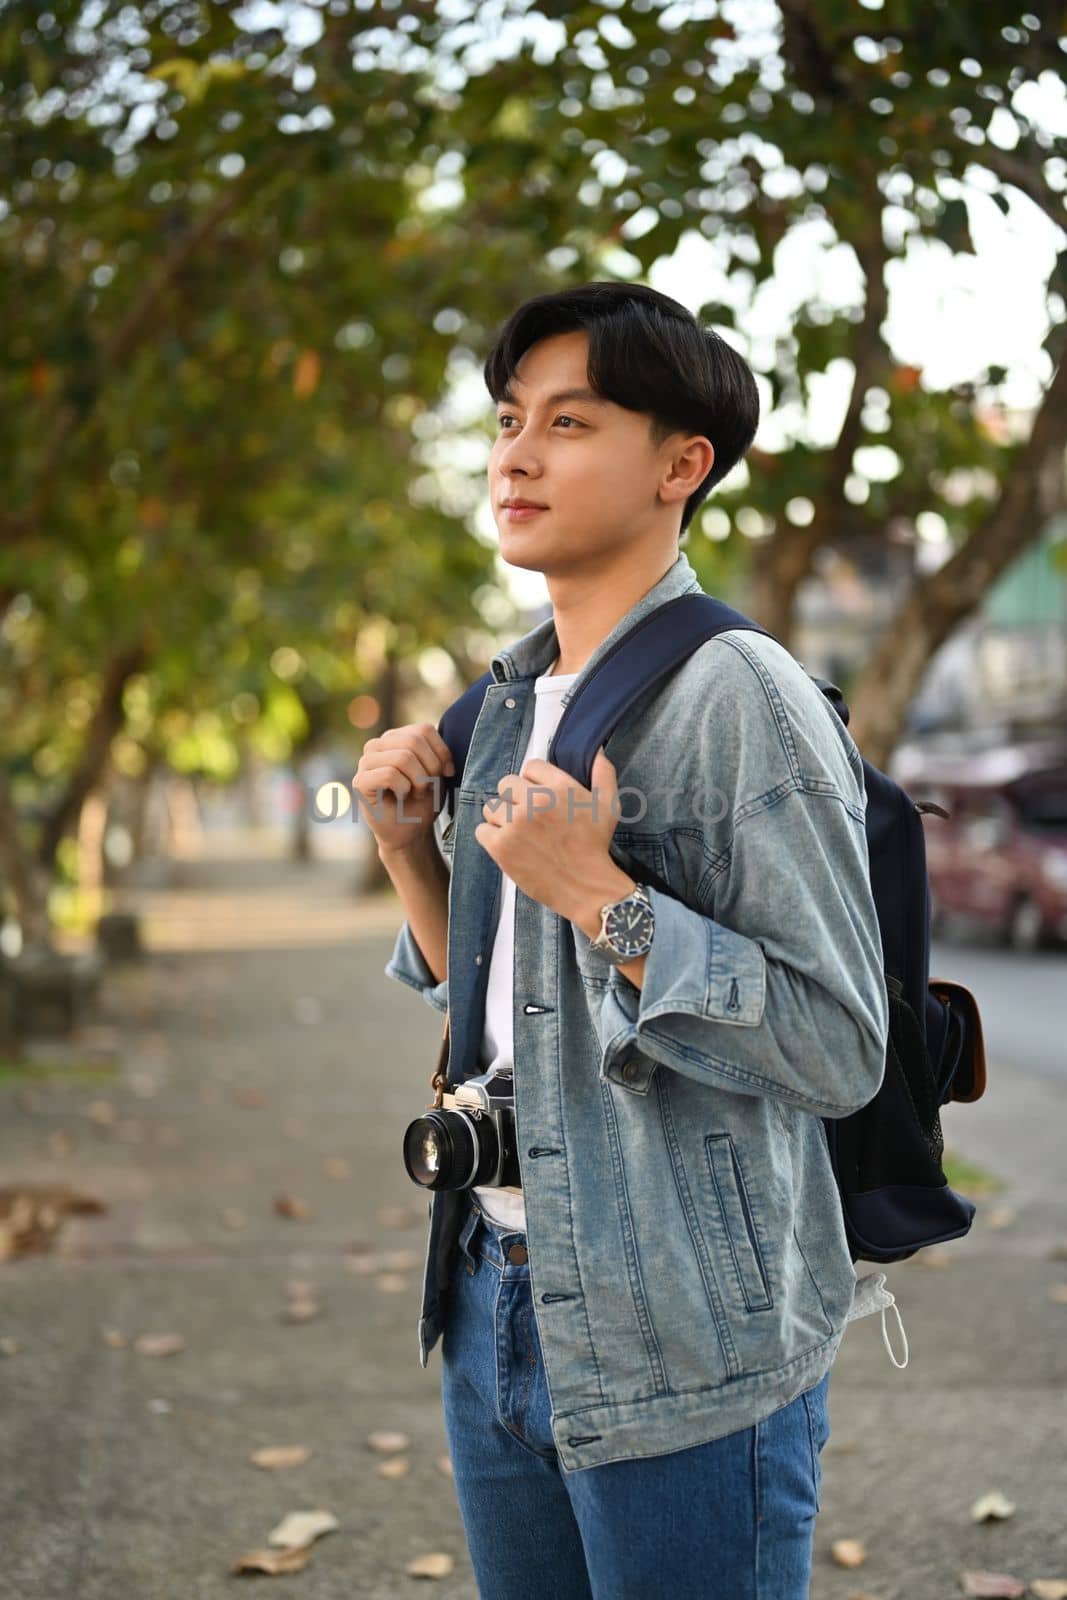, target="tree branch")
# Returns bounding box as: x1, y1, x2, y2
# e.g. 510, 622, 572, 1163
982, 145, 1067, 236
